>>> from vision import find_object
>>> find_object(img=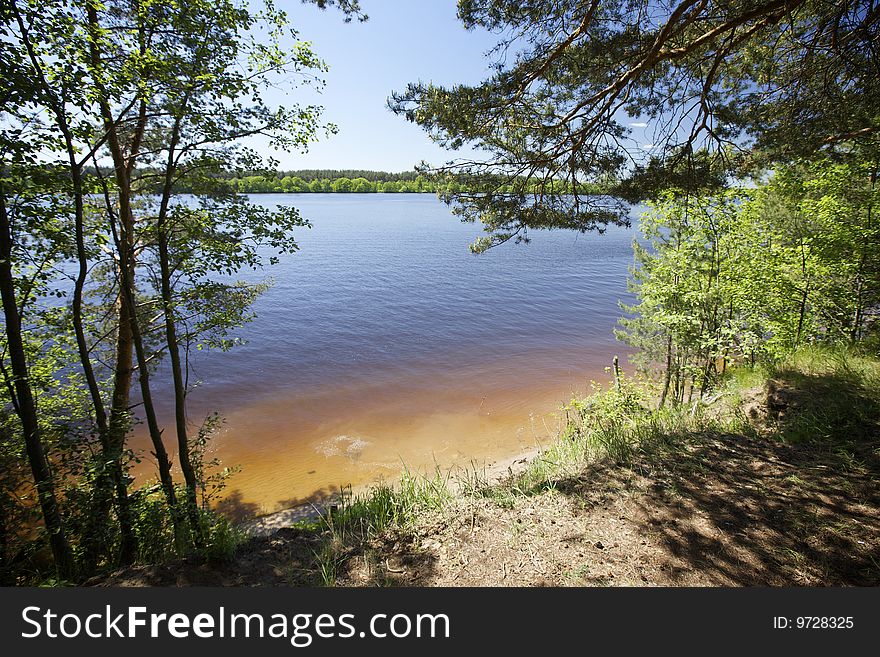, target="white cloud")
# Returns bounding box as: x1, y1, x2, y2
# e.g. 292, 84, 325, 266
629, 122, 648, 128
